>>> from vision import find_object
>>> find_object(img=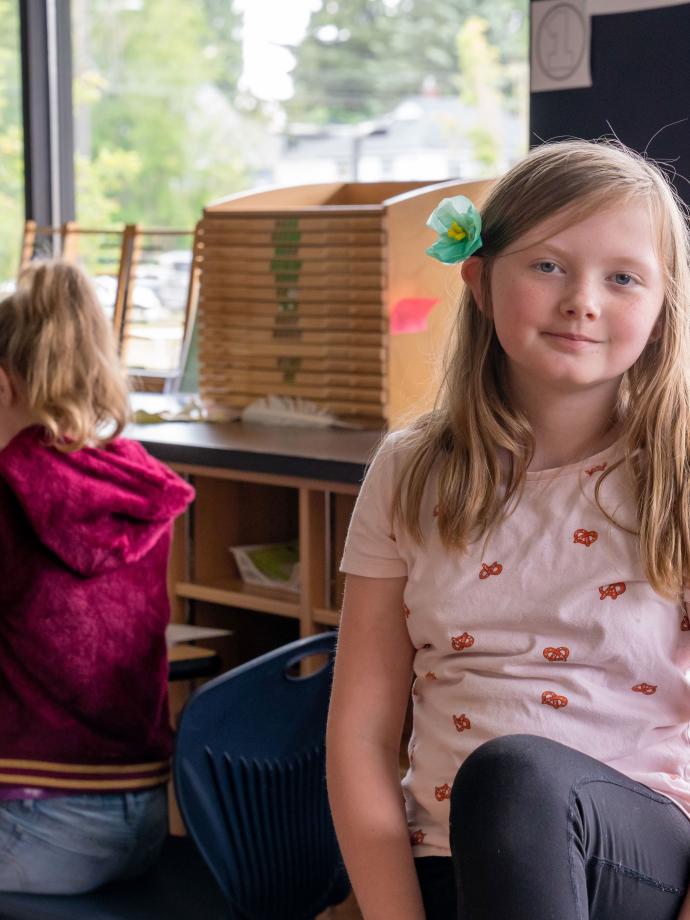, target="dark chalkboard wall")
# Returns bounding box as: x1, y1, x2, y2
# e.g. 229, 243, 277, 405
529, 2, 690, 206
